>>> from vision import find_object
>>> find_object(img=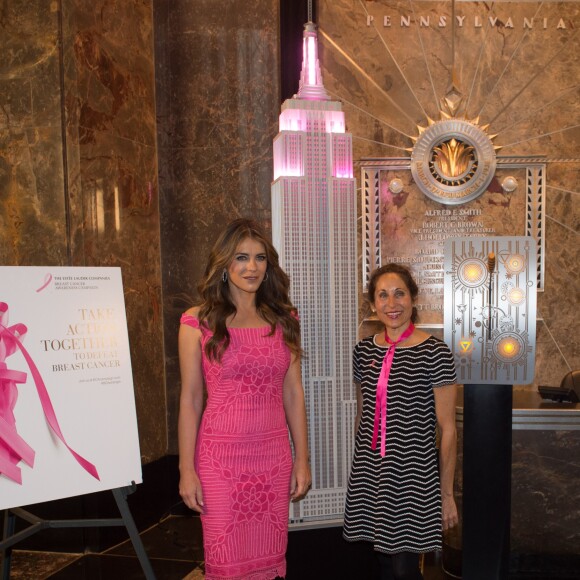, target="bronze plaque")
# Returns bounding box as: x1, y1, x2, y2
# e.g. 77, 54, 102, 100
361, 157, 545, 328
